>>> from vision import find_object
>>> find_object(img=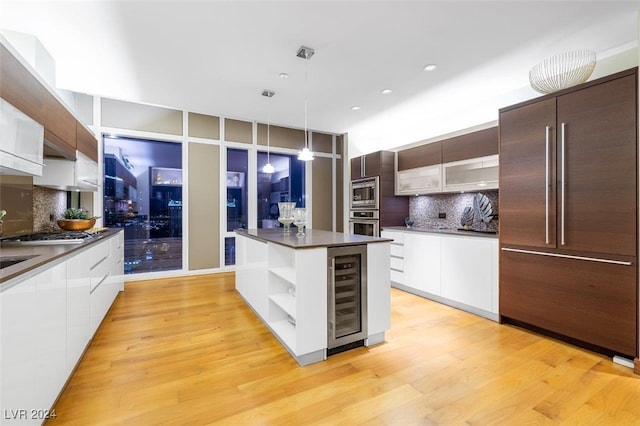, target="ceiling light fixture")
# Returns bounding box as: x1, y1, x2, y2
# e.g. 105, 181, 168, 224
423, 64, 437, 72
279, 72, 289, 79
381, 88, 392, 94
262, 89, 275, 174
297, 46, 315, 162
351, 106, 361, 111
